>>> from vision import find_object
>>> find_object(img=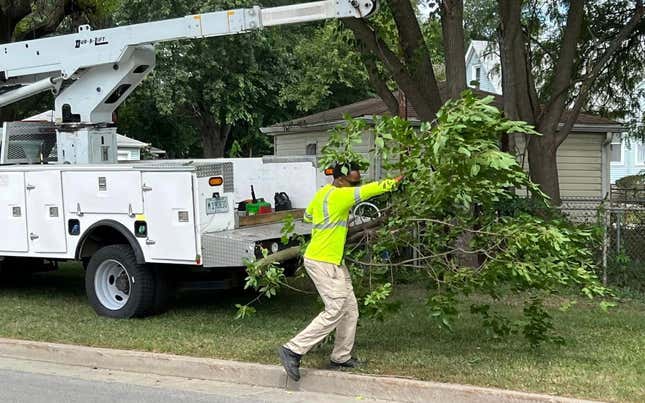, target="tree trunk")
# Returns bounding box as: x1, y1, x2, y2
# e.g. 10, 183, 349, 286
353, 38, 399, 115
441, 0, 467, 99
0, 11, 14, 43
200, 116, 230, 158
498, 0, 538, 123
527, 135, 561, 205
